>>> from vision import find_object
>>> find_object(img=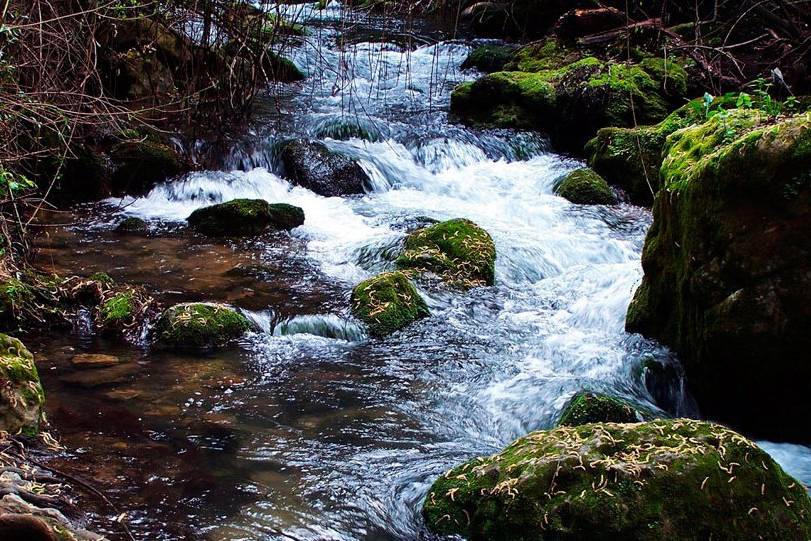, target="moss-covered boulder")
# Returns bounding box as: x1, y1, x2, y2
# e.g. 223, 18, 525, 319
0, 335, 45, 435
350, 272, 429, 337
558, 391, 642, 426
451, 54, 688, 152
96, 286, 153, 338
280, 140, 370, 197
187, 199, 304, 236
461, 45, 517, 73
554, 168, 615, 205
423, 419, 811, 540
626, 110, 811, 440
115, 216, 149, 235
110, 139, 182, 196
396, 218, 496, 289
586, 96, 737, 205
154, 303, 252, 350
